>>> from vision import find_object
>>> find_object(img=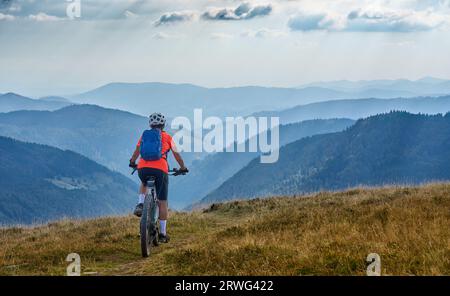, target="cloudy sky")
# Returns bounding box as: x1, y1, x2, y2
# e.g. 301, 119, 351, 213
1, 0, 450, 97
